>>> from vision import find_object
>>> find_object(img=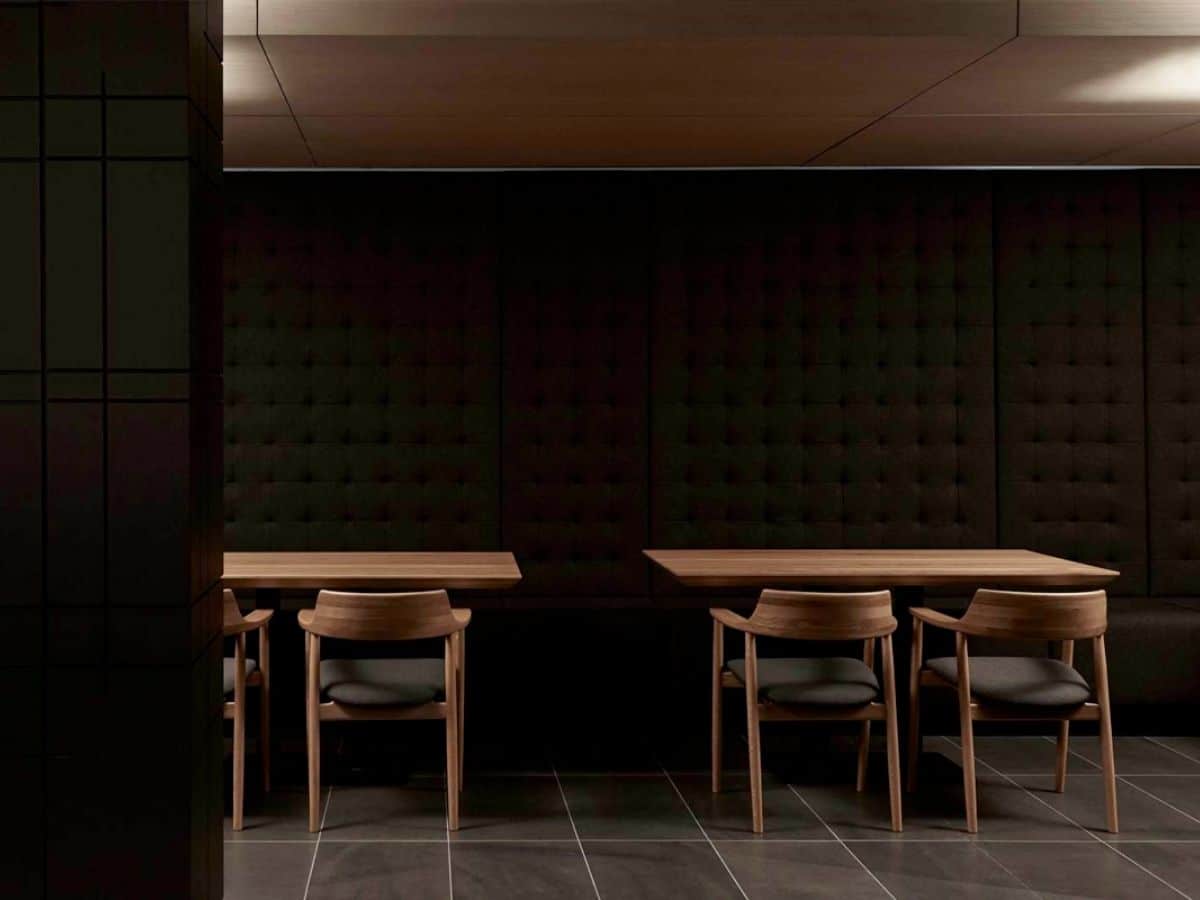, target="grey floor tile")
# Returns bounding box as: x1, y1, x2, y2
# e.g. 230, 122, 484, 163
319, 780, 447, 841
559, 774, 704, 839
798, 770, 1087, 842
716, 840, 888, 899
1071, 737, 1200, 775
851, 841, 1037, 900
306, 842, 451, 899
1124, 776, 1200, 822
1152, 738, 1200, 767
1119, 843, 1200, 898
224, 841, 315, 900
982, 841, 1187, 899
451, 775, 575, 841
944, 736, 1101, 776
1015, 775, 1200, 840
225, 788, 316, 842
671, 771, 829, 840
451, 841, 597, 898
584, 841, 740, 899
